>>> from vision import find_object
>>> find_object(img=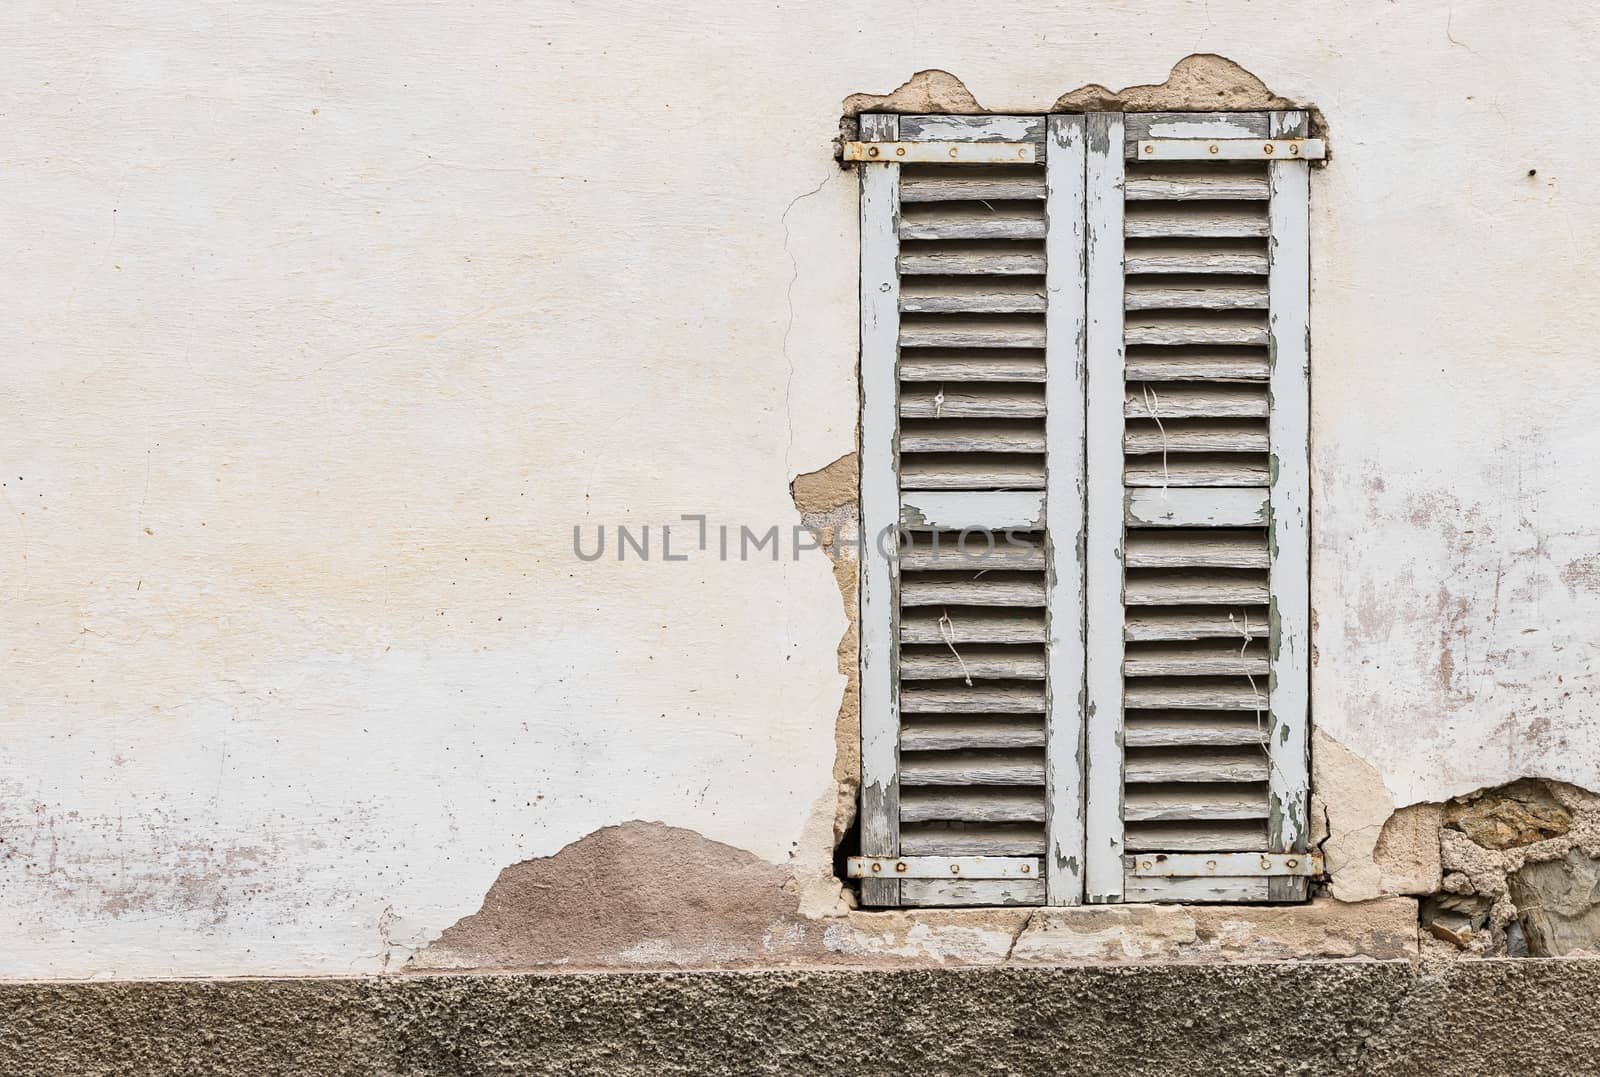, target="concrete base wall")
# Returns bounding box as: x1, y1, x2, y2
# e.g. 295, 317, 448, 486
5, 962, 1599, 1075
